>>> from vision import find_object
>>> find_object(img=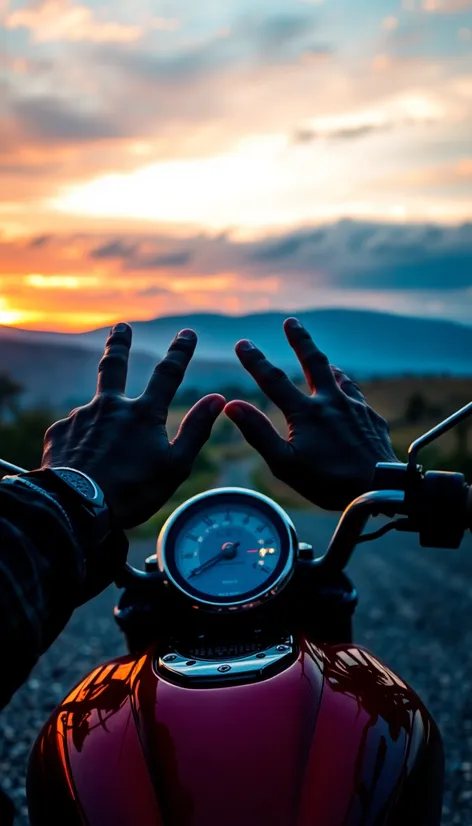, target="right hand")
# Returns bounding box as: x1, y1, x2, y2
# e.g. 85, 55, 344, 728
225, 317, 398, 512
